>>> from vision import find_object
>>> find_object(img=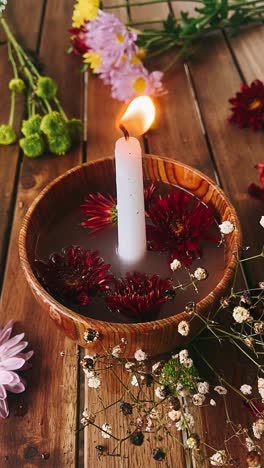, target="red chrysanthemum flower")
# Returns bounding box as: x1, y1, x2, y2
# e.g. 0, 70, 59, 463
35, 246, 113, 306
80, 183, 156, 234
69, 26, 90, 56
105, 272, 173, 320
147, 190, 219, 267
228, 80, 264, 130
80, 193, 117, 233
248, 162, 264, 202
